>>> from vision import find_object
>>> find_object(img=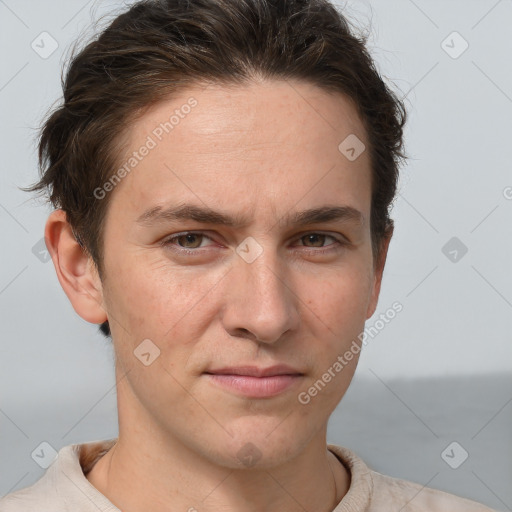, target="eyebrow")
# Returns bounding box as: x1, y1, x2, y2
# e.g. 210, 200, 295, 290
136, 203, 364, 229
